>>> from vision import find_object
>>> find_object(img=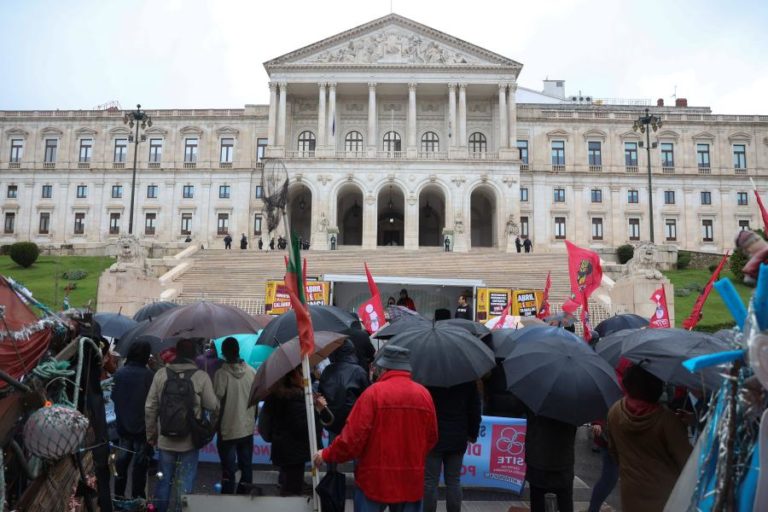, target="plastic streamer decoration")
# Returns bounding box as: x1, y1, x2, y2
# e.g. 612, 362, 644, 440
23, 405, 90, 460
